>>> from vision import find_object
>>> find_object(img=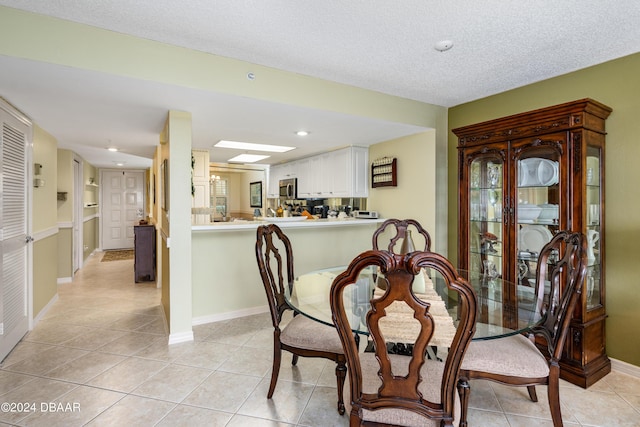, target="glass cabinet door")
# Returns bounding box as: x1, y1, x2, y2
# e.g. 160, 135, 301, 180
585, 146, 602, 310
513, 144, 562, 310
468, 157, 504, 279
